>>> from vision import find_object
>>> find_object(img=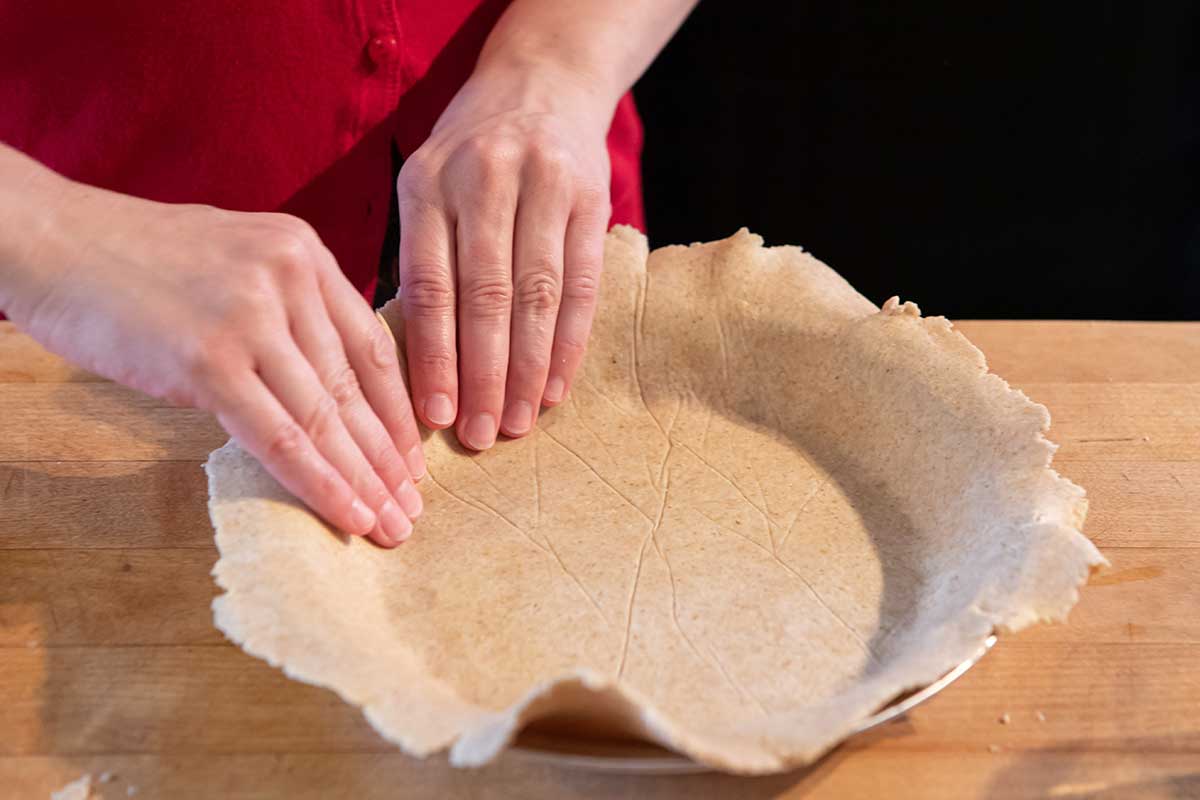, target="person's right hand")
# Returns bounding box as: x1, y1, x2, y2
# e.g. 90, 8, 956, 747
5, 183, 425, 547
